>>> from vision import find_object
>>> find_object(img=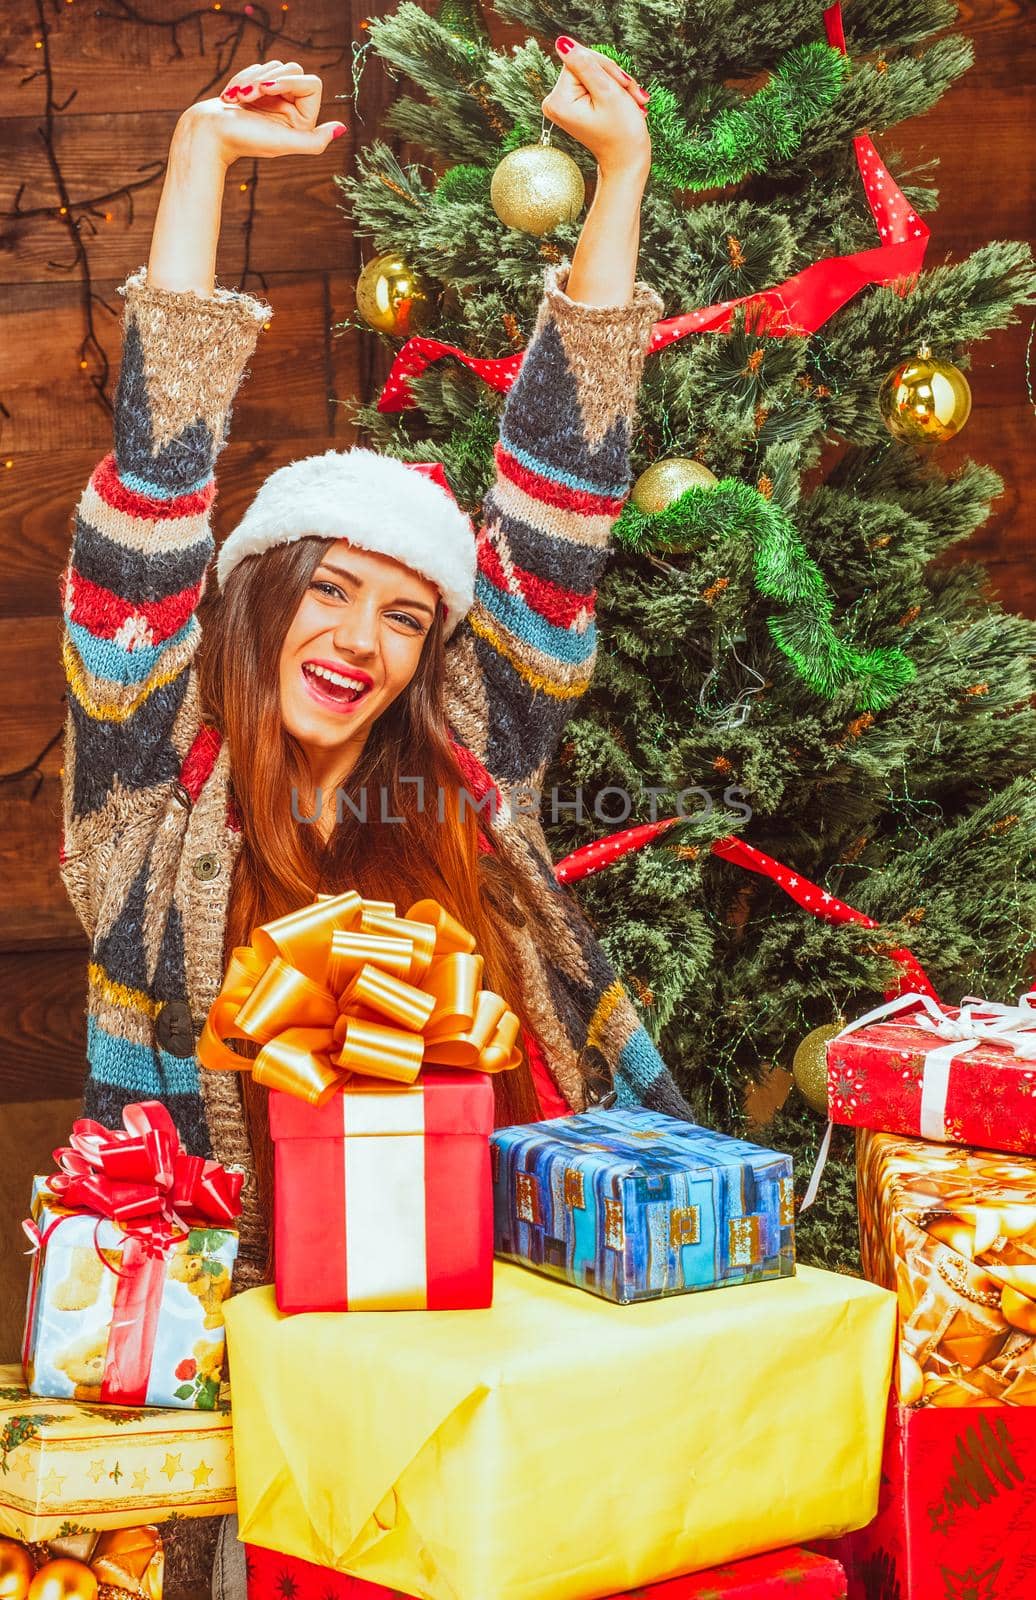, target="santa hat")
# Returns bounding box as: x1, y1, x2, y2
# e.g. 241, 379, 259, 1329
215, 448, 476, 639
